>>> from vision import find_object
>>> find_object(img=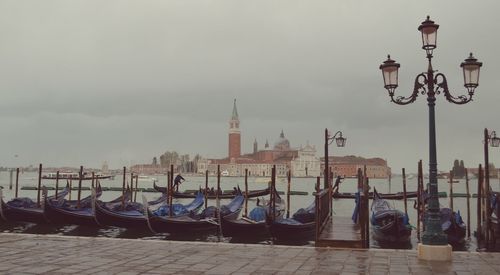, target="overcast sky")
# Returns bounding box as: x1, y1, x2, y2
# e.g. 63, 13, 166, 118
1, 0, 499, 173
